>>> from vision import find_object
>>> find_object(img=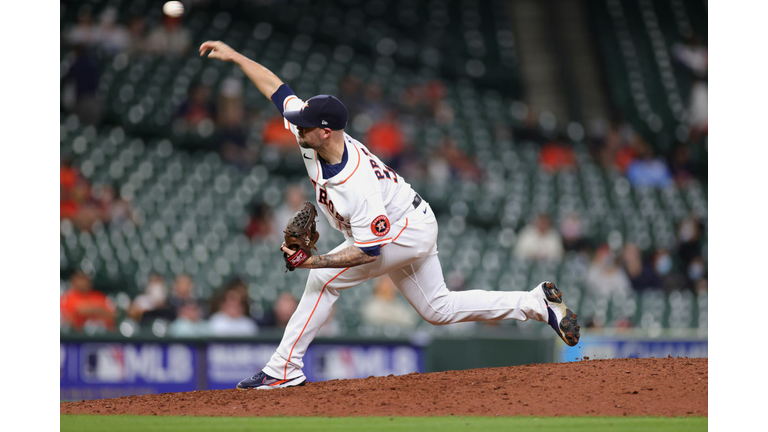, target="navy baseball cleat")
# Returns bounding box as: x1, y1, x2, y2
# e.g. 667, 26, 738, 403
236, 371, 307, 390
535, 281, 580, 347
